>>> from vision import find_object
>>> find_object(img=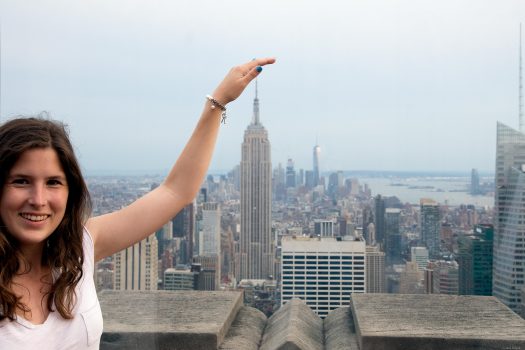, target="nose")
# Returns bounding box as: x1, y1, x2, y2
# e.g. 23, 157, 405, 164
28, 184, 46, 207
